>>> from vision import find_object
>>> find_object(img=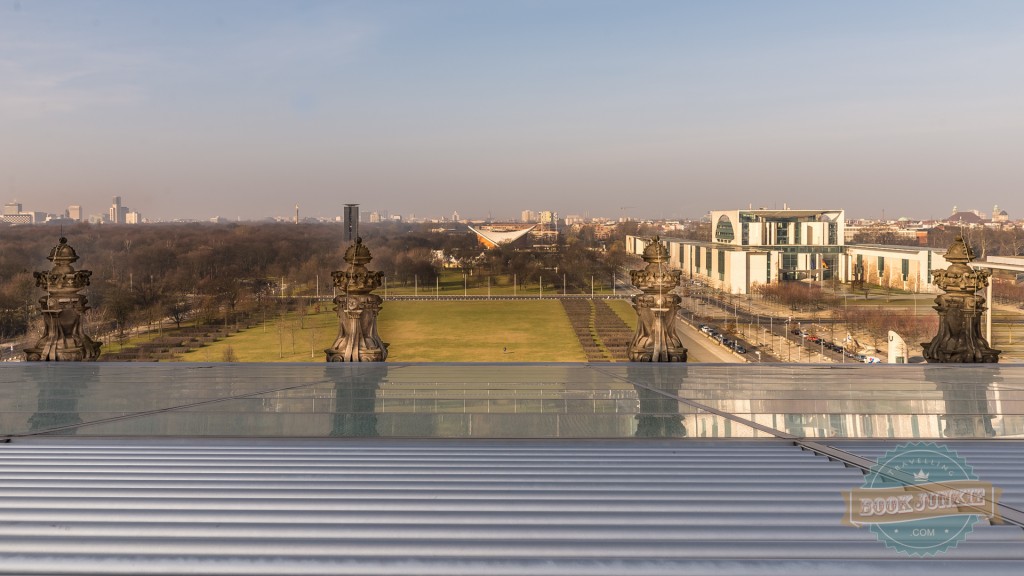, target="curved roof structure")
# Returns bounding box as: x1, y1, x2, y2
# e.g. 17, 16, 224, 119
468, 224, 536, 249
